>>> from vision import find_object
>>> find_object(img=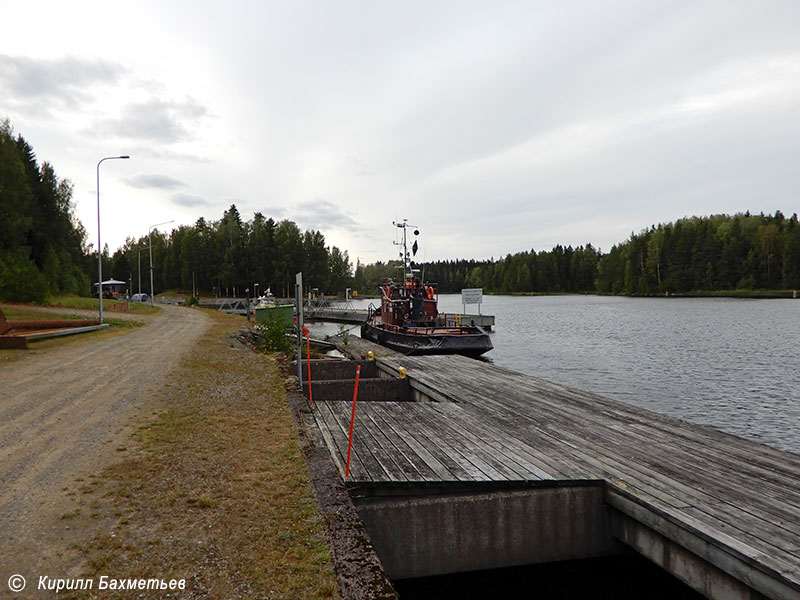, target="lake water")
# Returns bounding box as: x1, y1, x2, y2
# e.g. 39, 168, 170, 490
310, 294, 800, 454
